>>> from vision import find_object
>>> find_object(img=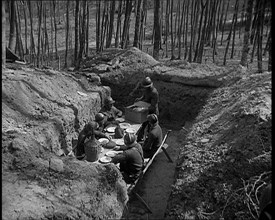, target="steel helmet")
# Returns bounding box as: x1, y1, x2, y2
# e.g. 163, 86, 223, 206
124, 133, 137, 145
105, 96, 115, 105
147, 114, 158, 124
141, 77, 153, 88
95, 113, 105, 123
84, 121, 97, 133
